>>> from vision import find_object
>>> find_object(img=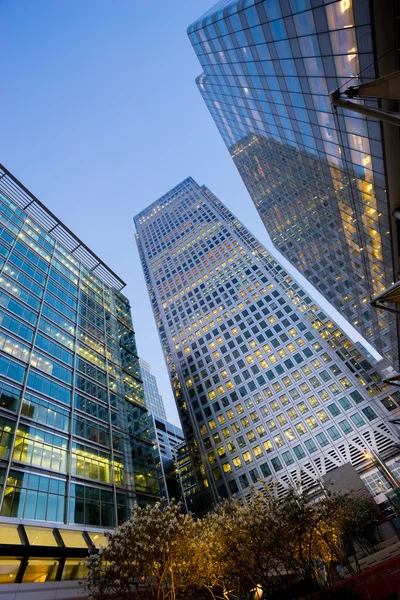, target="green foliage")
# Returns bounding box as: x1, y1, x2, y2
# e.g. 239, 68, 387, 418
85, 488, 382, 600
